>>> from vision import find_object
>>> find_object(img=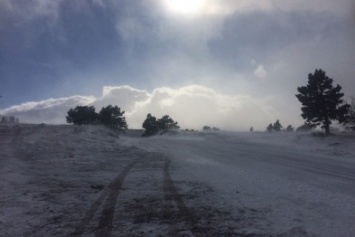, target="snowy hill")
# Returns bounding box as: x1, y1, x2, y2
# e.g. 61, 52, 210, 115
1, 124, 355, 236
